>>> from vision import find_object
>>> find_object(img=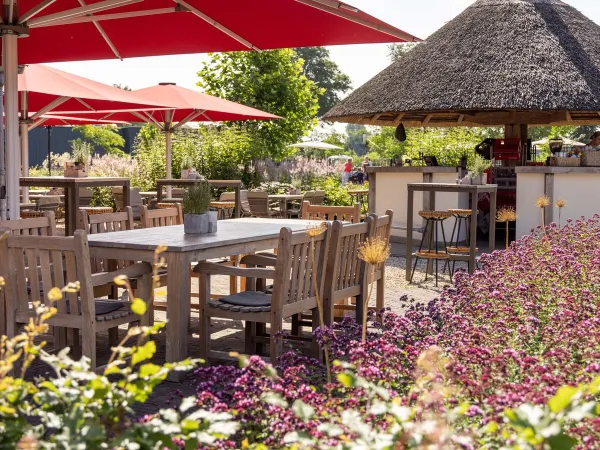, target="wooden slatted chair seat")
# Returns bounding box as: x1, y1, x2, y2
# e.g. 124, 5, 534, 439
195, 225, 331, 363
